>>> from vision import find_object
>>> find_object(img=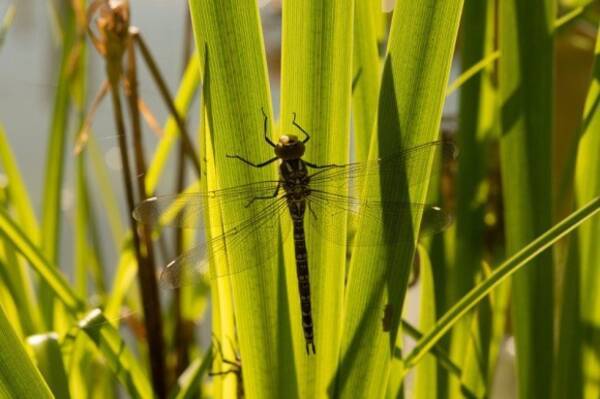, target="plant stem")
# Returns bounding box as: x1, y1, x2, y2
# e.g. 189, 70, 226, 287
108, 76, 167, 399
